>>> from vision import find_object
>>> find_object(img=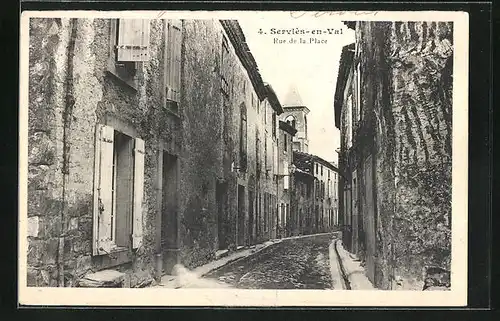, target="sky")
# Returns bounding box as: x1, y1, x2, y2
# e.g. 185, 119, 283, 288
239, 13, 355, 164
